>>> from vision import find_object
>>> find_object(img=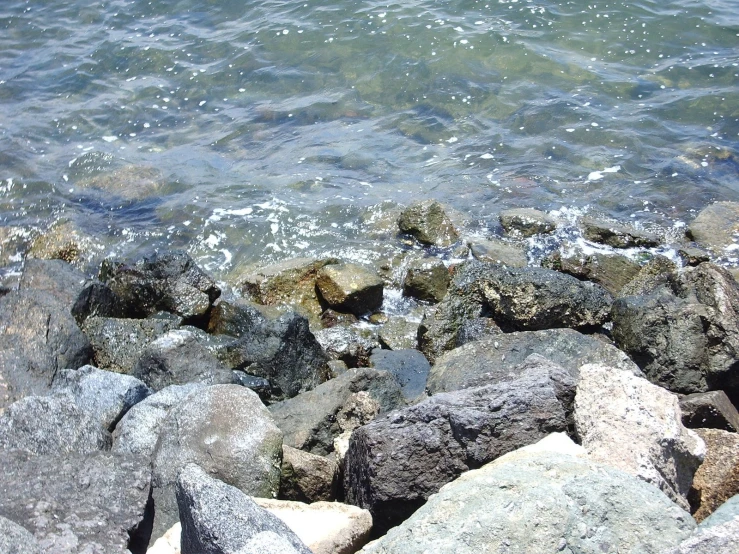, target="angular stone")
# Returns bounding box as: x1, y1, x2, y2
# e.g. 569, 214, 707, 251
0, 516, 41, 554
689, 428, 739, 523
499, 208, 556, 237
313, 325, 380, 368
316, 263, 384, 316
678, 246, 711, 267
368, 348, 430, 401
687, 201, 739, 254
378, 316, 419, 351
575, 364, 705, 511
701, 494, 739, 527
680, 391, 739, 432
664, 517, 739, 554
582, 216, 661, 248
18, 258, 89, 307
543, 247, 641, 295
619, 254, 677, 297
147, 522, 181, 554
468, 238, 528, 267
398, 200, 459, 247
402, 258, 450, 303
280, 445, 339, 503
